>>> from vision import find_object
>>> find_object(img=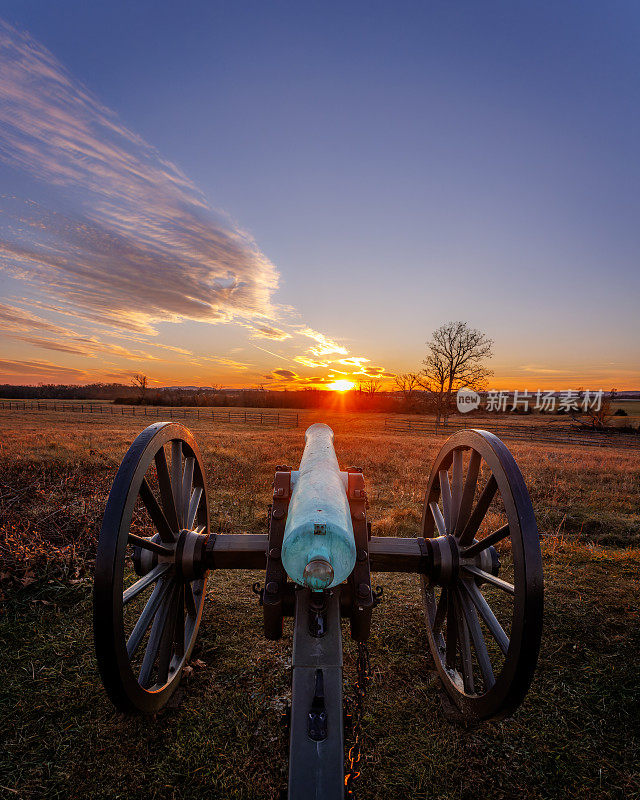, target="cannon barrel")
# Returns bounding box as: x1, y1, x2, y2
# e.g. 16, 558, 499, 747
281, 423, 356, 590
